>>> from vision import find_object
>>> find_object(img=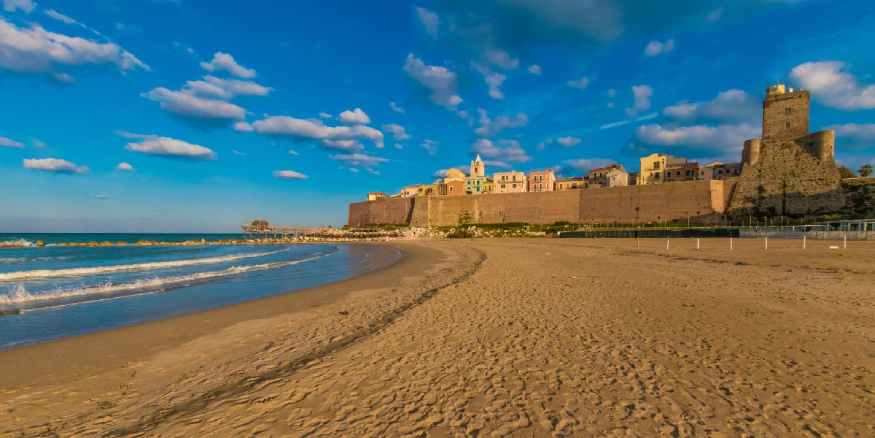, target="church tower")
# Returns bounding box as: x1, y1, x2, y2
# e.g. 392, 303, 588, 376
470, 154, 485, 178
